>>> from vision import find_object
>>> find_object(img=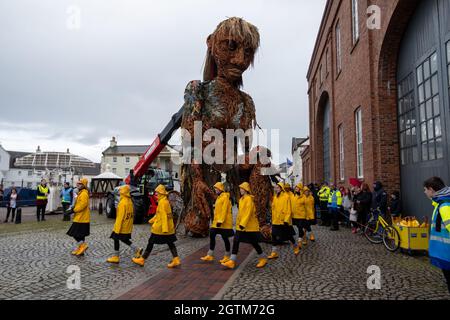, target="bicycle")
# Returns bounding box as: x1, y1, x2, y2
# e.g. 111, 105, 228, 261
364, 208, 401, 252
